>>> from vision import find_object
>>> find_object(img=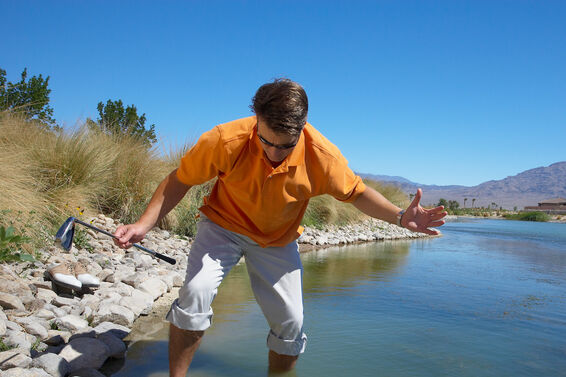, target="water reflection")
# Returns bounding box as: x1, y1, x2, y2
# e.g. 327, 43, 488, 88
107, 240, 412, 376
